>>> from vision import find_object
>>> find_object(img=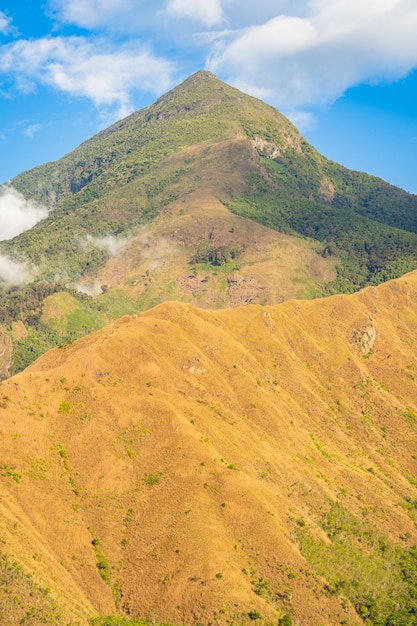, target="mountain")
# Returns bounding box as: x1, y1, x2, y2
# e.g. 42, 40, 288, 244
1, 70, 417, 377
1, 271, 417, 625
